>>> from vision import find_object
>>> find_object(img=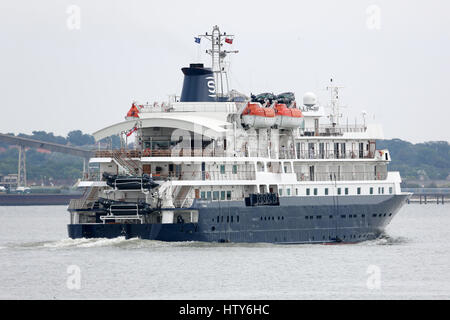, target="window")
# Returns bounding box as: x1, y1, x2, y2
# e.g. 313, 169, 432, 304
357, 187, 361, 195
370, 187, 373, 195
295, 188, 298, 195
231, 216, 234, 223
306, 188, 310, 196
227, 216, 229, 223
226, 191, 232, 200
217, 216, 220, 223
232, 165, 238, 174
314, 188, 318, 195
341, 215, 346, 218
201, 191, 206, 199
220, 191, 226, 200
237, 216, 240, 223
325, 188, 329, 195
279, 189, 283, 196
389, 187, 393, 194
287, 188, 291, 196
207, 191, 212, 200
220, 165, 225, 174
213, 191, 219, 200
345, 188, 349, 195
337, 188, 341, 195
